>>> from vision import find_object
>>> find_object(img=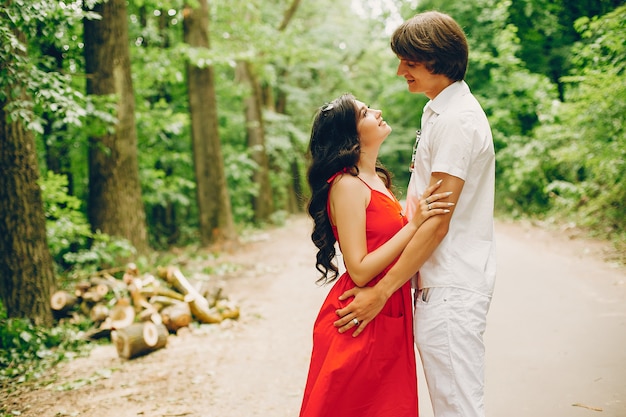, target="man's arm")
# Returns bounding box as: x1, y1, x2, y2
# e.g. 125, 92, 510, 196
334, 173, 464, 336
